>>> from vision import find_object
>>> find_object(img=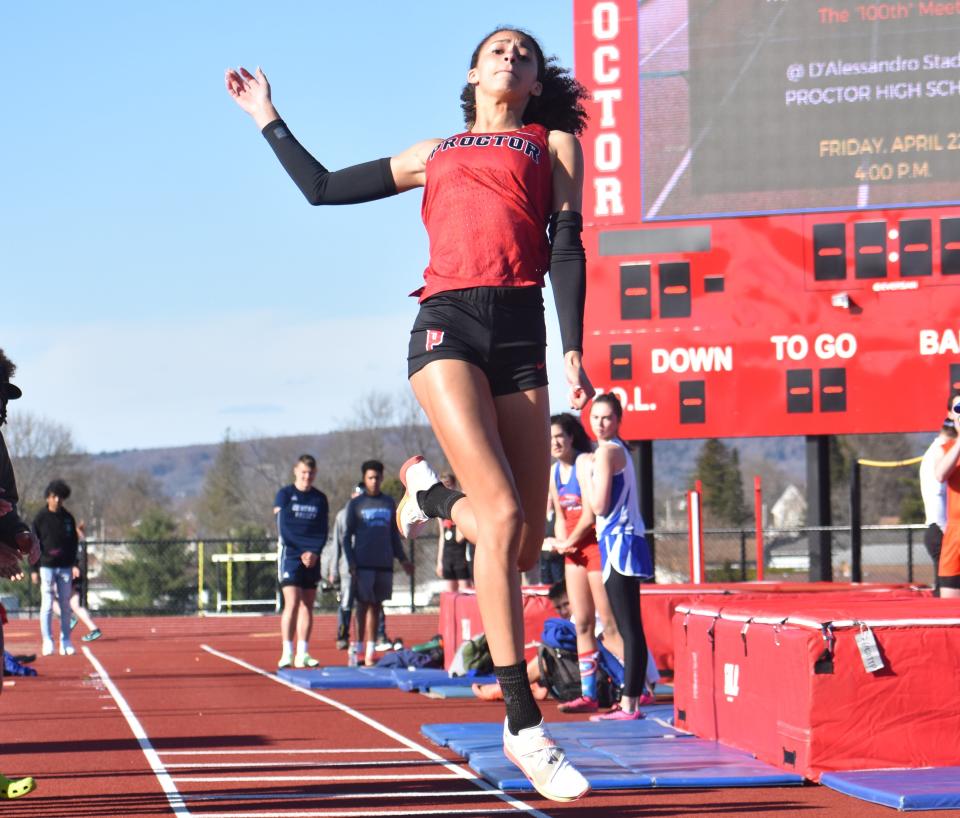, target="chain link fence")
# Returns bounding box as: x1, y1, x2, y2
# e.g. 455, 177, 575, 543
0, 531, 447, 618
653, 523, 934, 585
1, 523, 934, 617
